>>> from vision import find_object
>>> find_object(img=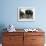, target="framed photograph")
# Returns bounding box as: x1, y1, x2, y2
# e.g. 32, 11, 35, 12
17, 7, 35, 21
